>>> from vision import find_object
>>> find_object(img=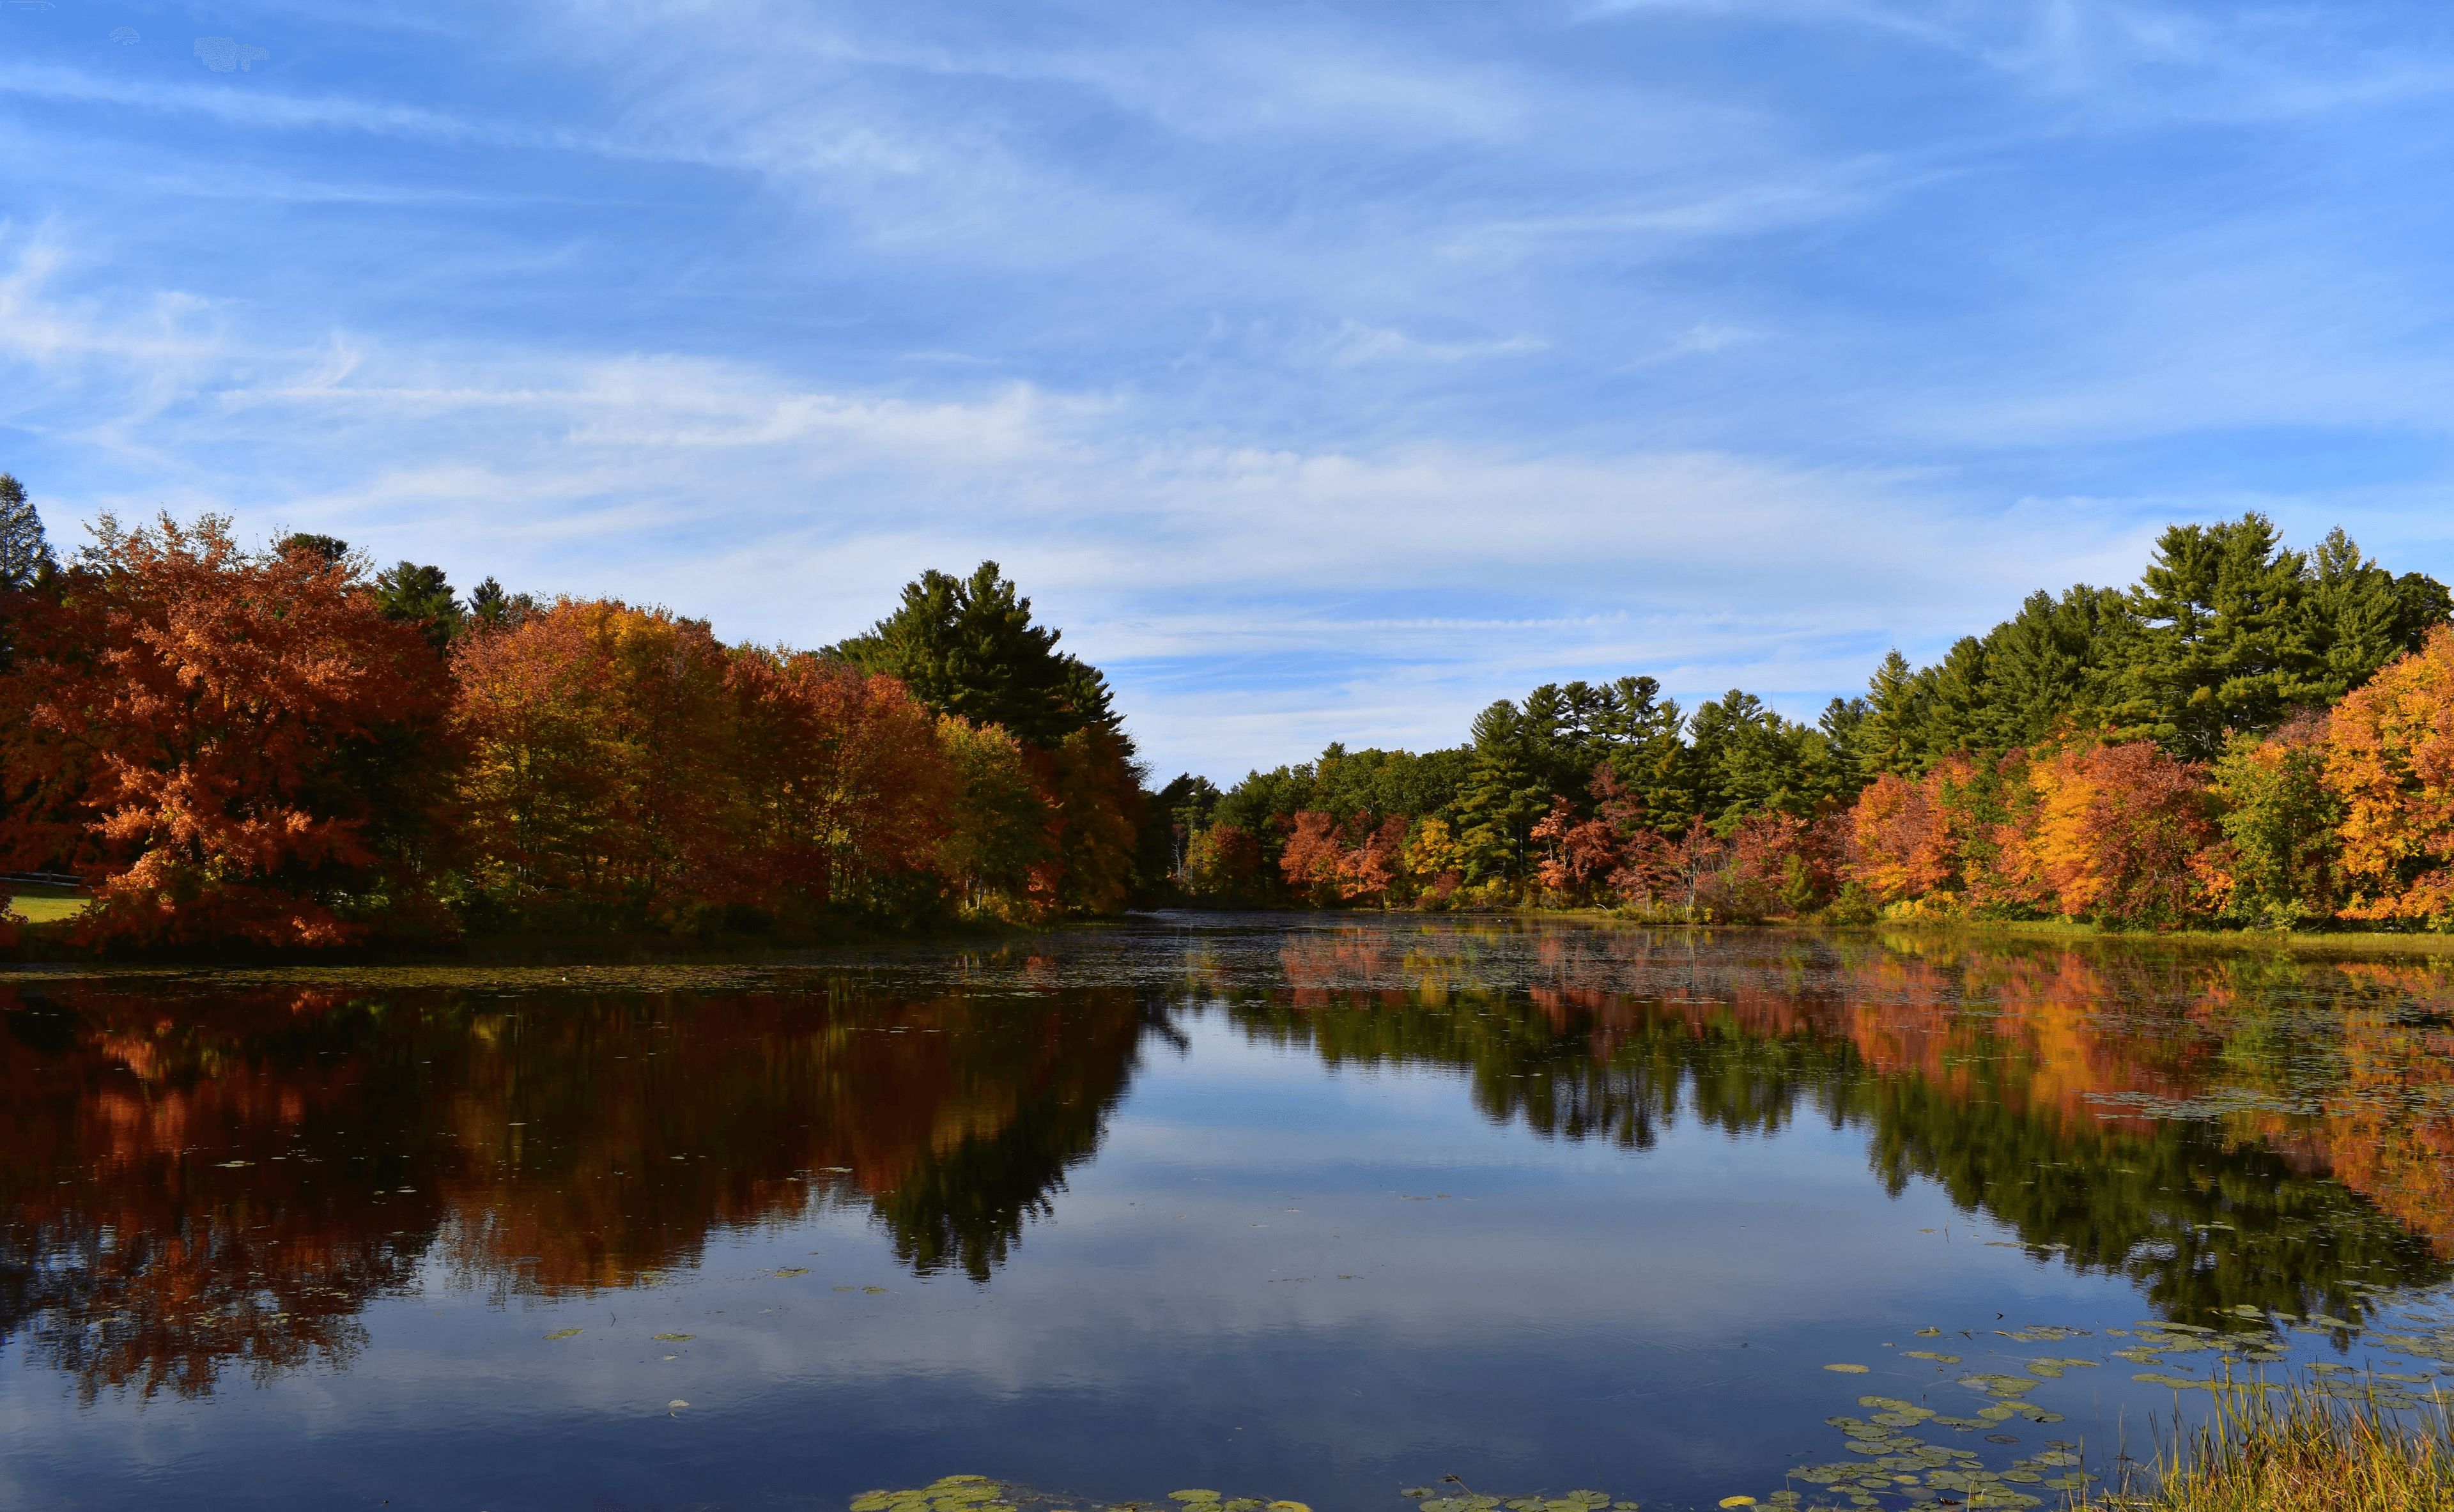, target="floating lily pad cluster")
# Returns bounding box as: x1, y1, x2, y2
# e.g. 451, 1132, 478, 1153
851, 1476, 1022, 1512
848, 1478, 1322, 1512
1398, 1486, 1629, 1512
1167, 1489, 1313, 1512
1748, 1395, 2094, 1511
